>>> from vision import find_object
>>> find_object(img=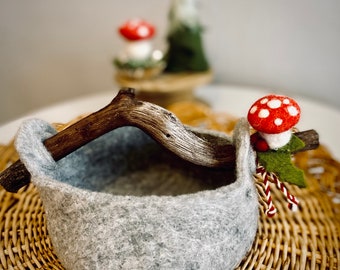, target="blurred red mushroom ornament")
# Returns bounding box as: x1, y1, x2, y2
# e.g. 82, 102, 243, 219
248, 94, 307, 217
119, 19, 155, 61
114, 18, 165, 79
